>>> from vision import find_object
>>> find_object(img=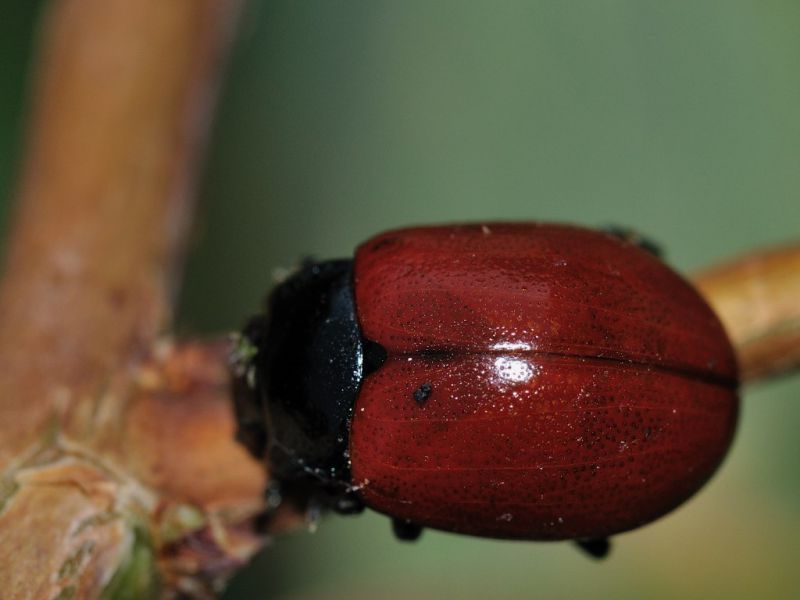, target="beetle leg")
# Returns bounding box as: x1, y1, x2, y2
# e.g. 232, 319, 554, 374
602, 226, 663, 258
575, 537, 611, 559
333, 493, 366, 515
392, 518, 424, 541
